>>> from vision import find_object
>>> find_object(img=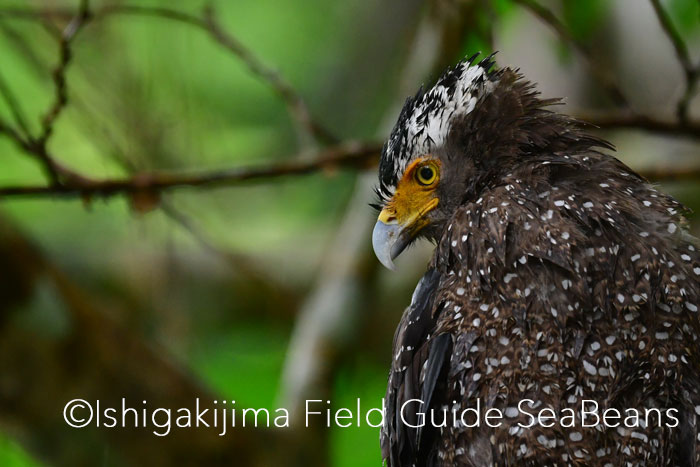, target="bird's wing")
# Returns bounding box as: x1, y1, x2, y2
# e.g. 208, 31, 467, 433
381, 267, 454, 467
